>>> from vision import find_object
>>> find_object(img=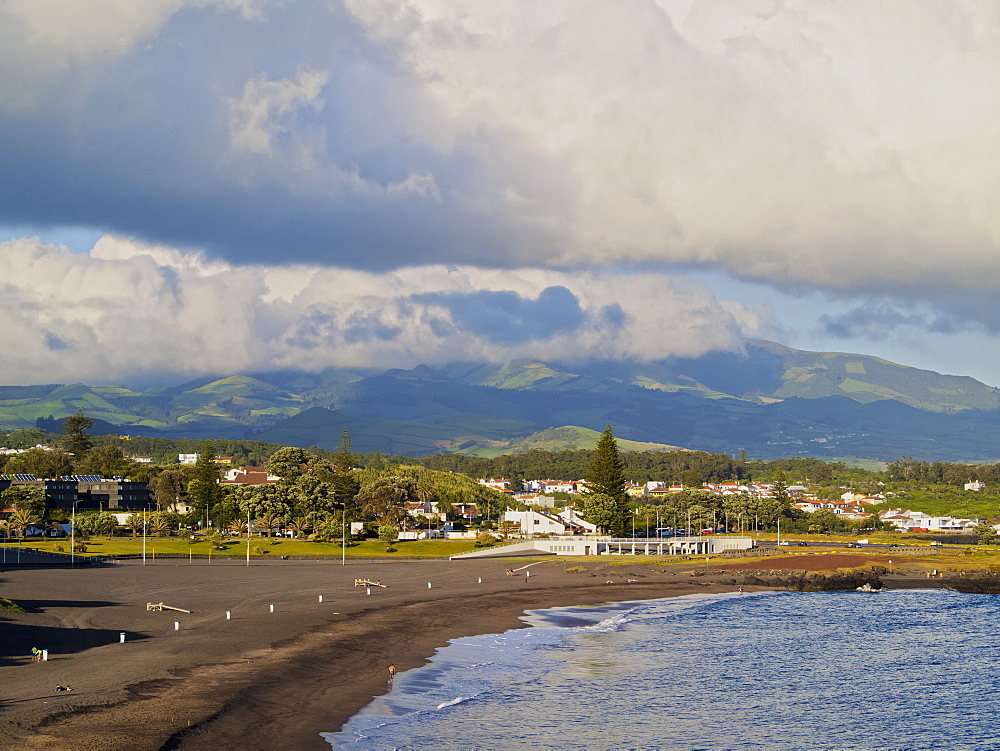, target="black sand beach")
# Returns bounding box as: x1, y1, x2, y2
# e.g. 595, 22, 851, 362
0, 558, 744, 750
